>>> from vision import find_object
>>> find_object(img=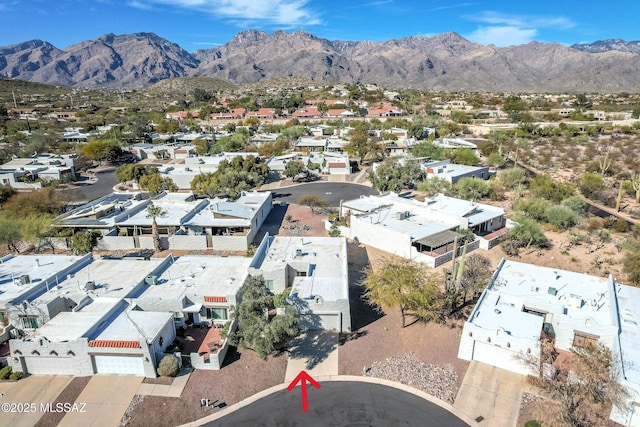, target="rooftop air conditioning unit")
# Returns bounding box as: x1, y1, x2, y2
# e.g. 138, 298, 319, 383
20, 274, 31, 285
84, 281, 96, 291
145, 275, 159, 286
